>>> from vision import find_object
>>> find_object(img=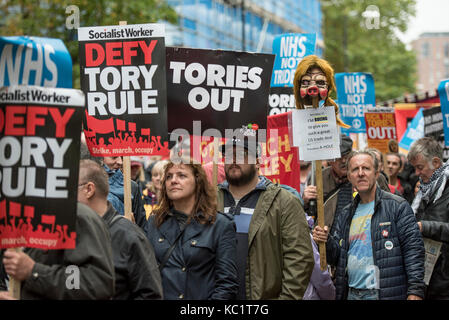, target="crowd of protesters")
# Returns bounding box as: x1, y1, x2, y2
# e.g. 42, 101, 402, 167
1, 133, 448, 300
